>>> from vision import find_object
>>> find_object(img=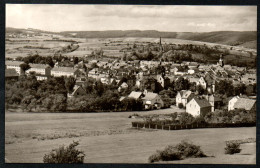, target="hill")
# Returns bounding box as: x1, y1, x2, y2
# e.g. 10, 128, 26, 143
6, 27, 257, 49
59, 30, 258, 49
